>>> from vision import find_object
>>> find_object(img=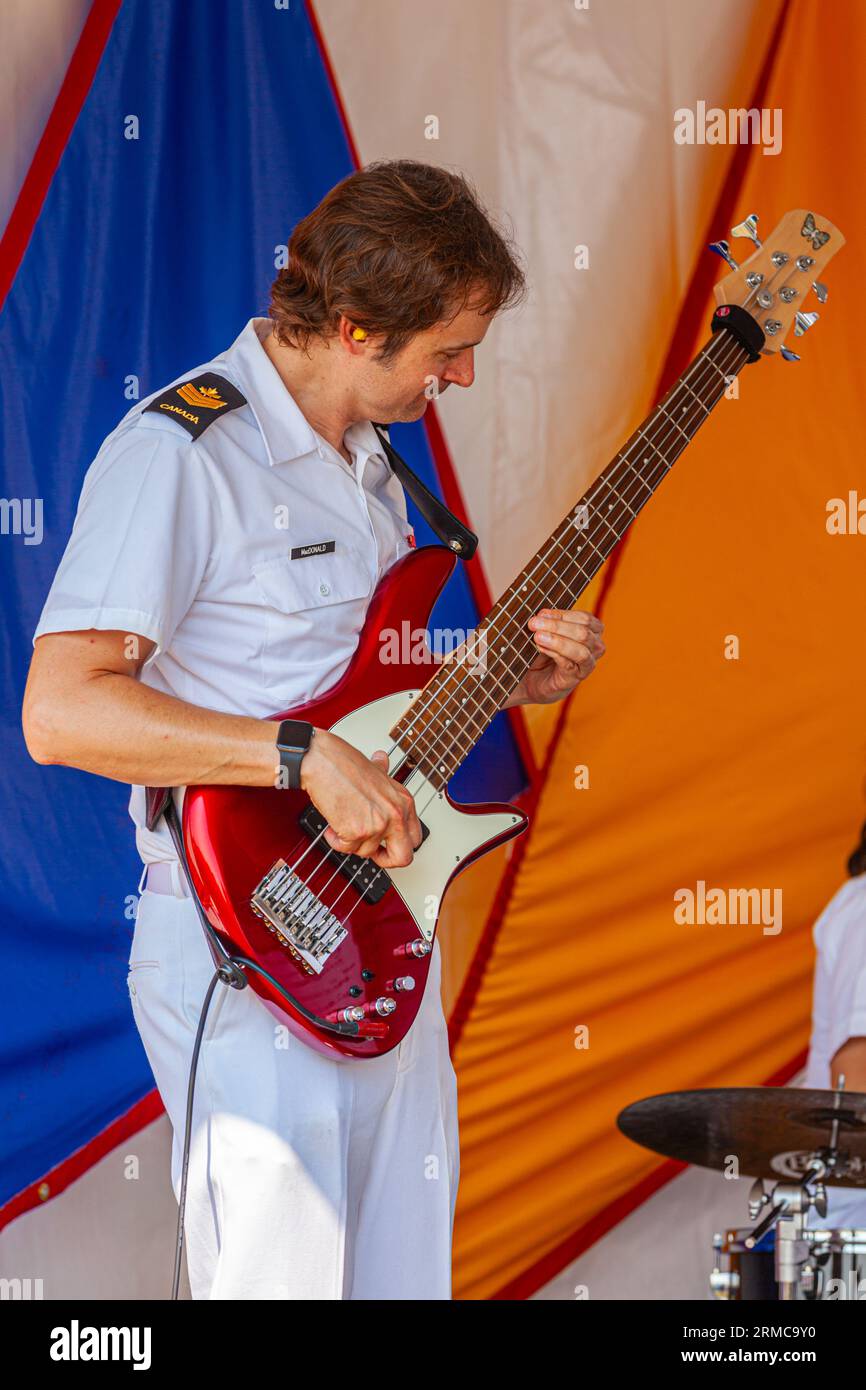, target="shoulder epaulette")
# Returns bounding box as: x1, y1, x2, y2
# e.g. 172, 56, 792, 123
143, 372, 246, 440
